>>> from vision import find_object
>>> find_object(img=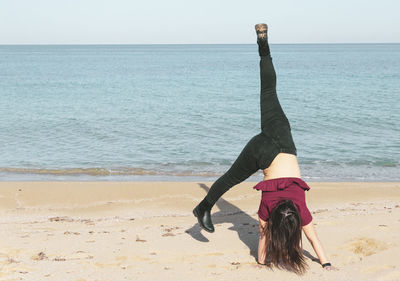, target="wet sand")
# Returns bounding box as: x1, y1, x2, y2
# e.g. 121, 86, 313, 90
1, 181, 400, 281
